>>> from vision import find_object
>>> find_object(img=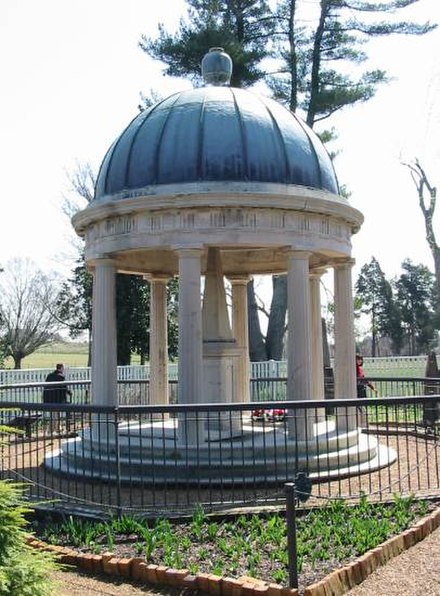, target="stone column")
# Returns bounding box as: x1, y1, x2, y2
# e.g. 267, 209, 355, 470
309, 269, 326, 423
91, 258, 117, 407
148, 275, 169, 409
333, 259, 357, 433
287, 251, 313, 441
176, 248, 204, 444
229, 276, 251, 404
